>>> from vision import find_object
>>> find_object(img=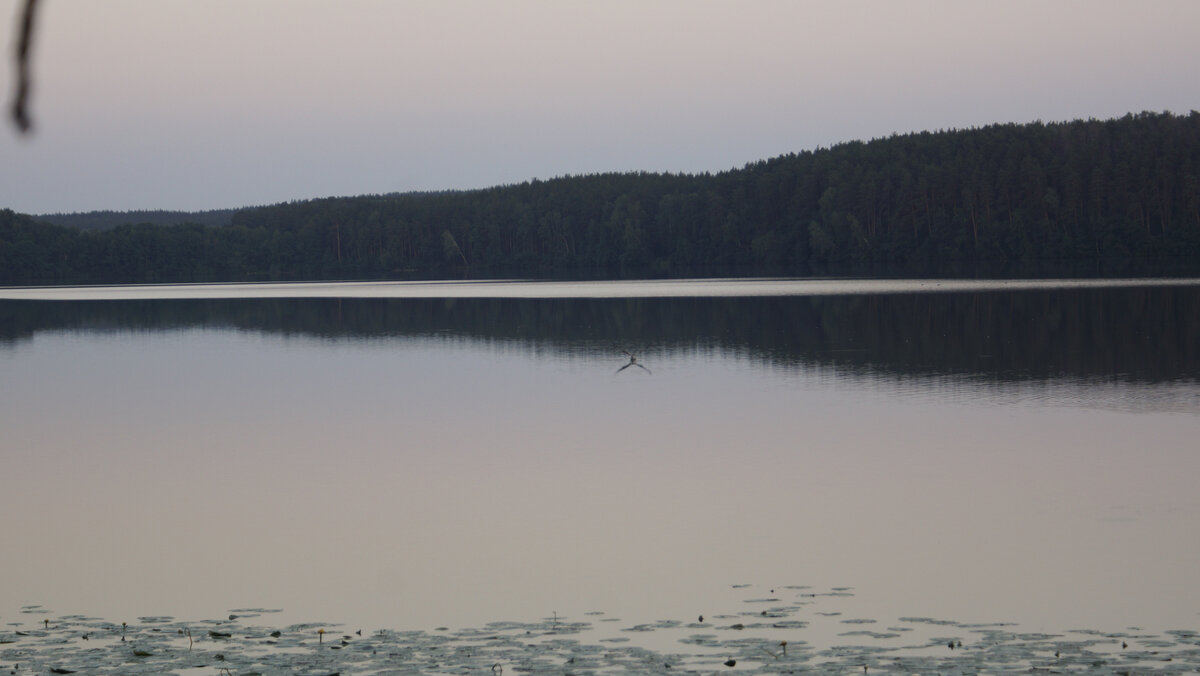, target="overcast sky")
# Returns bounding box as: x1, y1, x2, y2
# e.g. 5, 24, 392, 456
2, 0, 1199, 215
